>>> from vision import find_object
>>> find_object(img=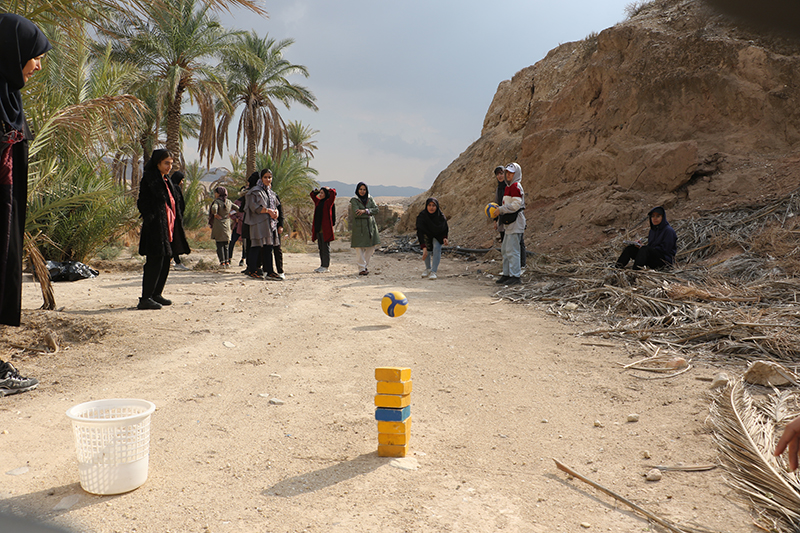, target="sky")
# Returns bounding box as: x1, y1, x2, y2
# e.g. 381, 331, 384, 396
195, 1, 636, 189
